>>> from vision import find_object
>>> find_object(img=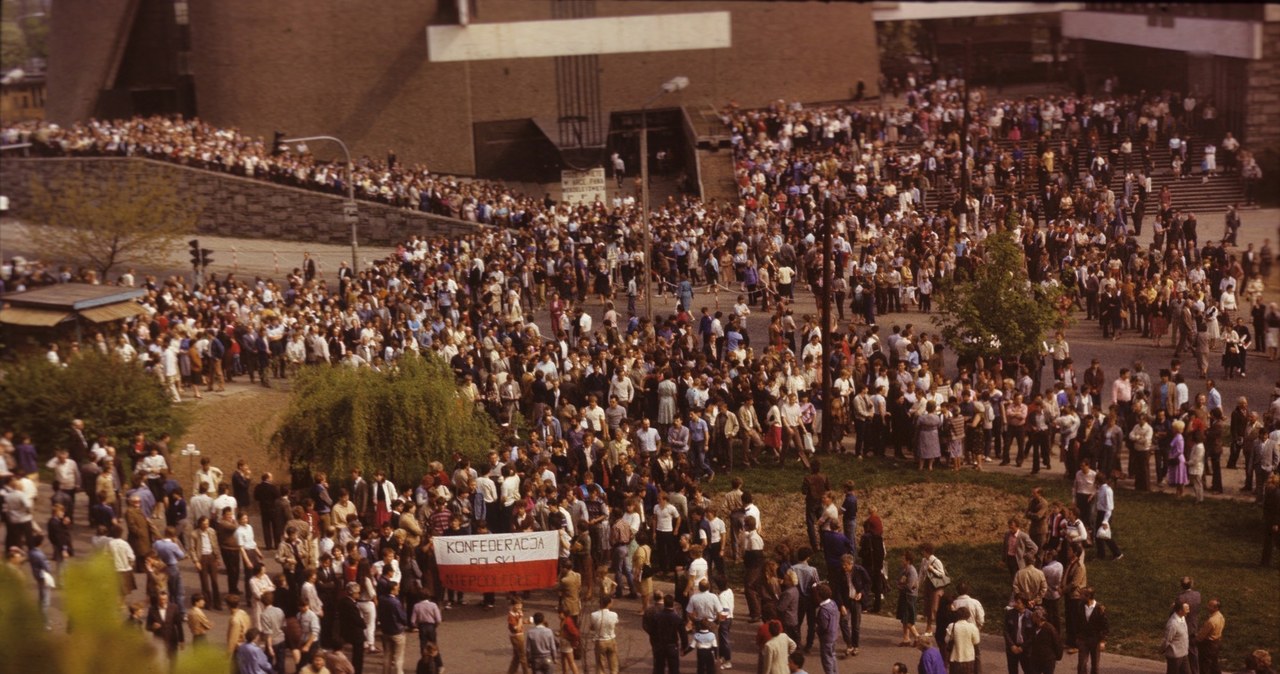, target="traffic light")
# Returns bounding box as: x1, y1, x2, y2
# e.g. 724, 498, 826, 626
271, 131, 286, 157
199, 248, 214, 268
188, 239, 201, 267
